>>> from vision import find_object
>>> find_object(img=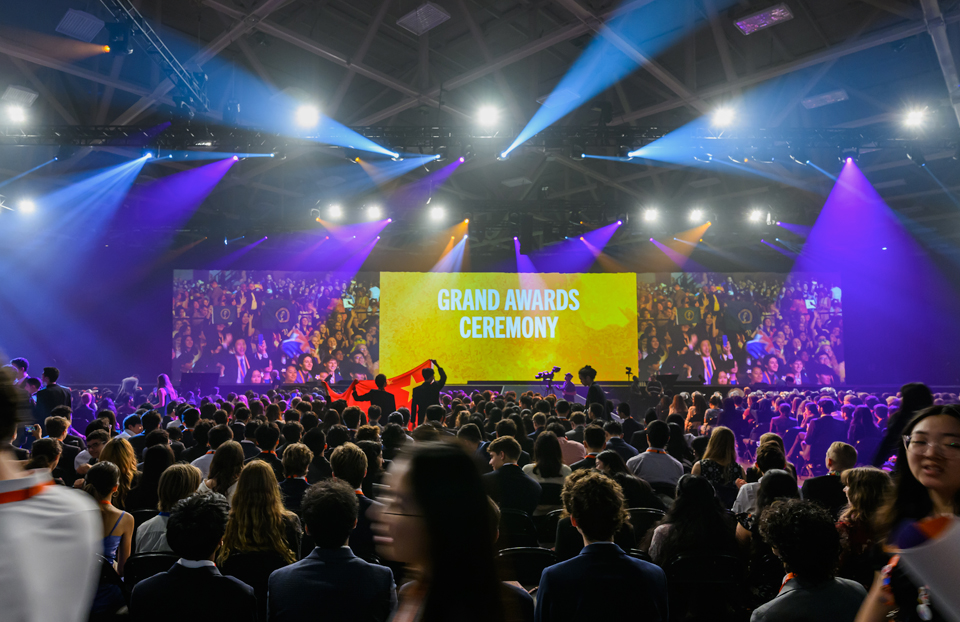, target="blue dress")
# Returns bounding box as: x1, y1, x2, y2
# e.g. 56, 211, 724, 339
92, 512, 127, 614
